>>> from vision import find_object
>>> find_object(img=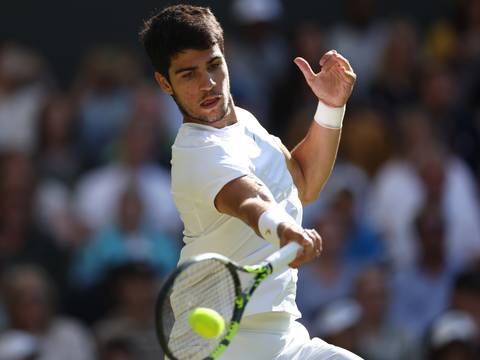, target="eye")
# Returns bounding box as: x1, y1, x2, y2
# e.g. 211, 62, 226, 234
208, 62, 222, 71
181, 71, 194, 80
